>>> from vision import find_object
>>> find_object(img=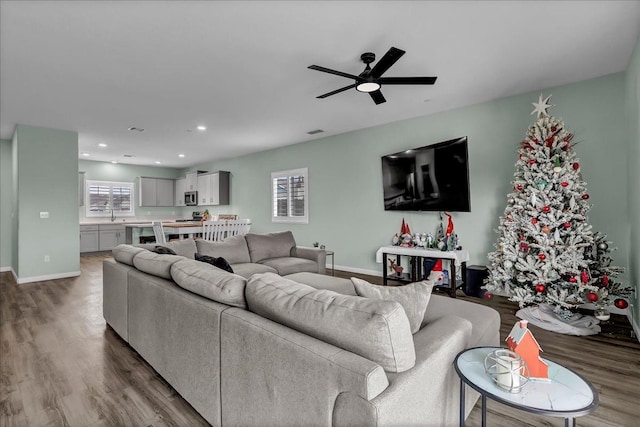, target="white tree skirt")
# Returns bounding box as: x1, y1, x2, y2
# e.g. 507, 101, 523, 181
516, 304, 601, 336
